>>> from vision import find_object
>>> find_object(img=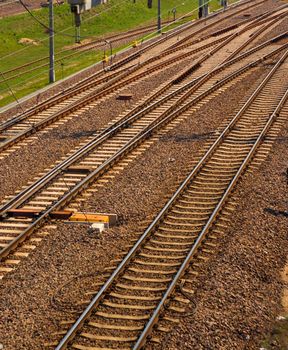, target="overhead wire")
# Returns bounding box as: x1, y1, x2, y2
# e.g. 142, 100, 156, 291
18, 0, 82, 38
0, 0, 226, 202
0, 0, 131, 60
0, 0, 226, 102
0, 0, 220, 92
105, 0, 215, 58
0, 43, 101, 94
0, 0, 192, 80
